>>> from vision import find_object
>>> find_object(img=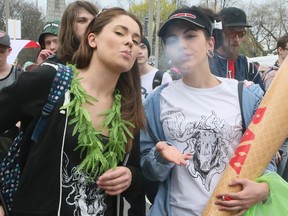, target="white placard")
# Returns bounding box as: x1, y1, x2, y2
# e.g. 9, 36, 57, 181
8, 19, 21, 39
